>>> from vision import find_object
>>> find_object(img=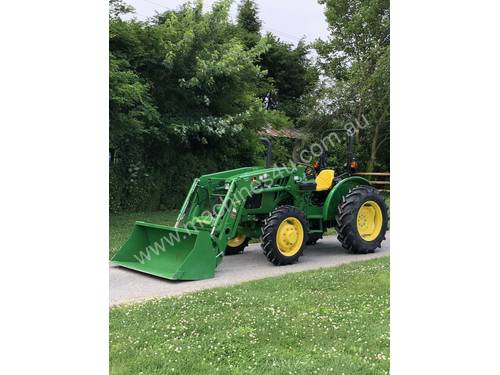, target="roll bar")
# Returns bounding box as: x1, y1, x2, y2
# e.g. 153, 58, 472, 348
319, 129, 355, 175
260, 137, 273, 168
